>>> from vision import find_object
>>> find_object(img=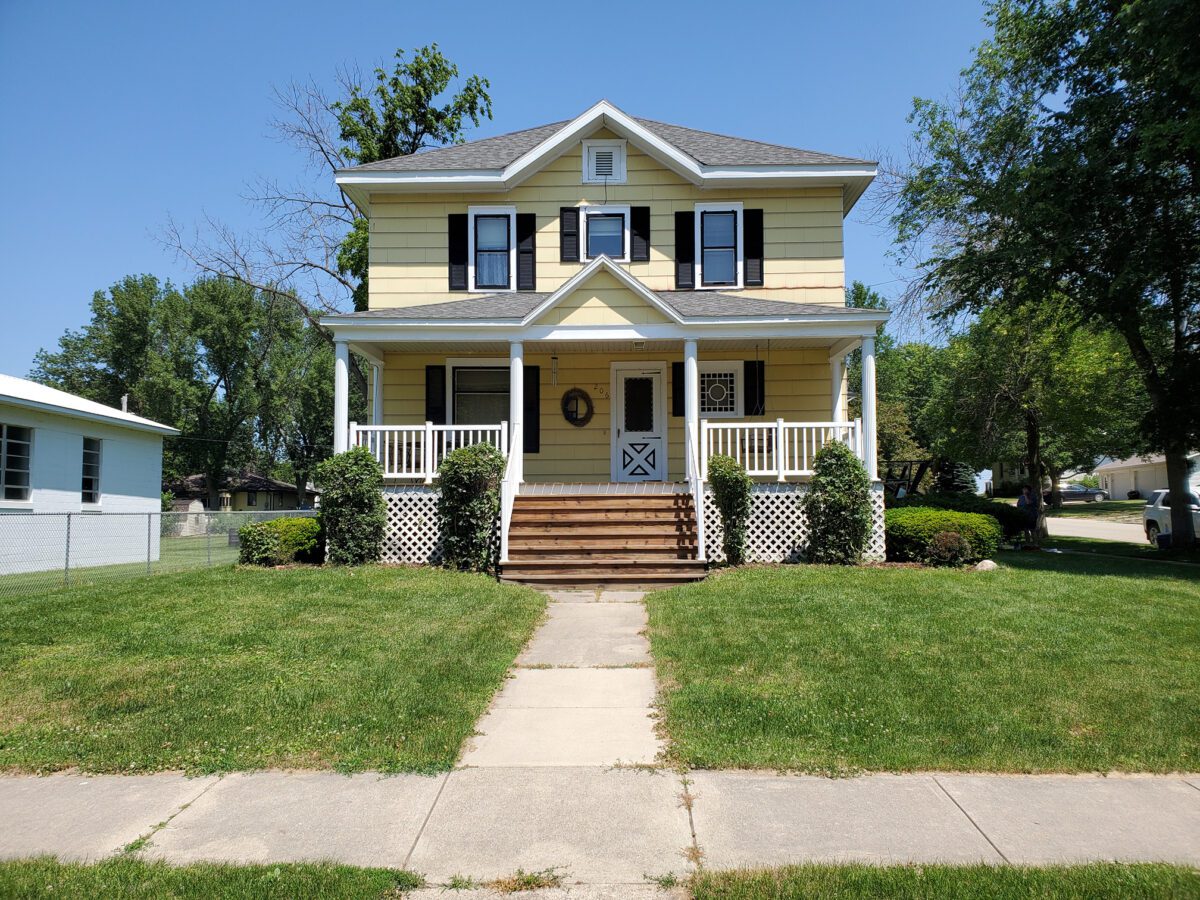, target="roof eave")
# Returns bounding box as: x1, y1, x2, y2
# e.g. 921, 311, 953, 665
0, 396, 180, 435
